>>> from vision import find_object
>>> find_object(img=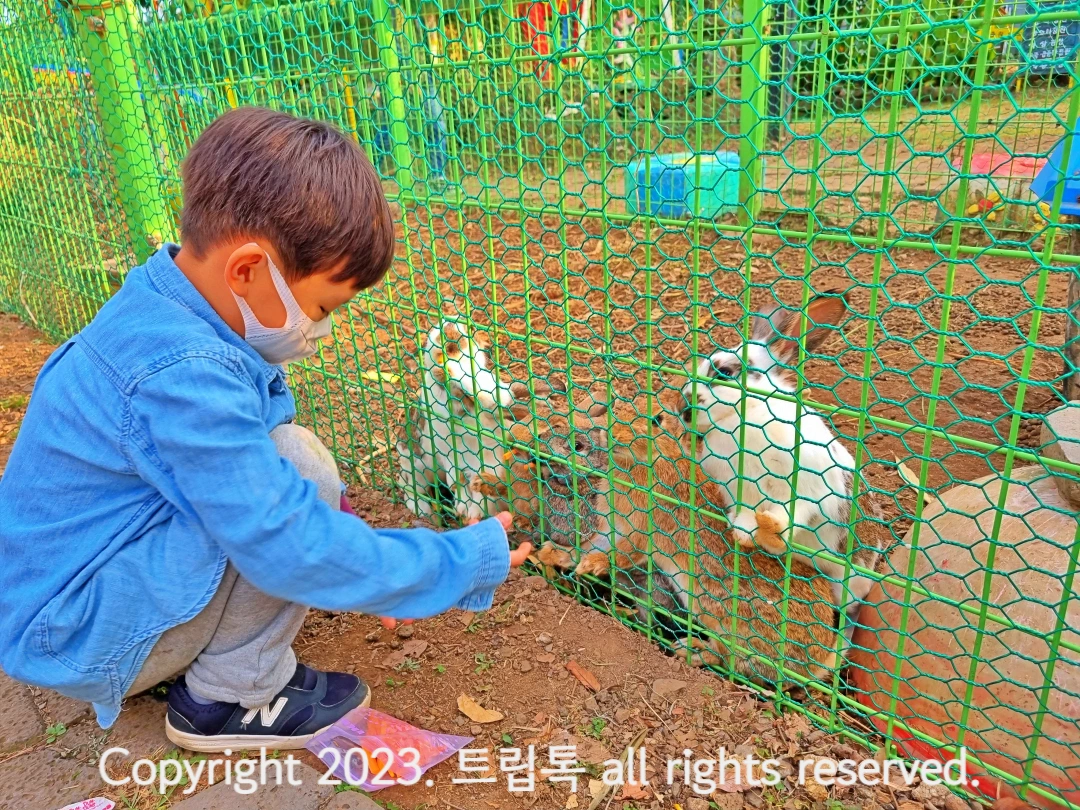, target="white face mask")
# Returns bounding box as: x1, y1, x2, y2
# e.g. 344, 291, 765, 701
230, 253, 333, 365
